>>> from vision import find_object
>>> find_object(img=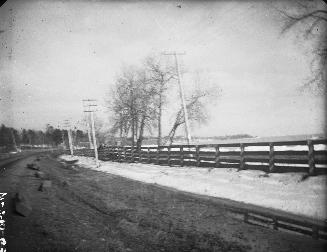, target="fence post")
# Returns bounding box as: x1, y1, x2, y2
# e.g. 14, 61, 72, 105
117, 146, 121, 162
196, 145, 200, 167
312, 226, 319, 240
167, 146, 171, 166
269, 143, 275, 173
215, 145, 220, 168
127, 147, 131, 162
156, 146, 160, 165
239, 143, 245, 170
123, 146, 126, 162
273, 217, 278, 230
307, 140, 316, 175
244, 212, 249, 223
131, 146, 134, 163
147, 147, 151, 163
180, 146, 184, 167
108, 146, 112, 160
138, 146, 142, 163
